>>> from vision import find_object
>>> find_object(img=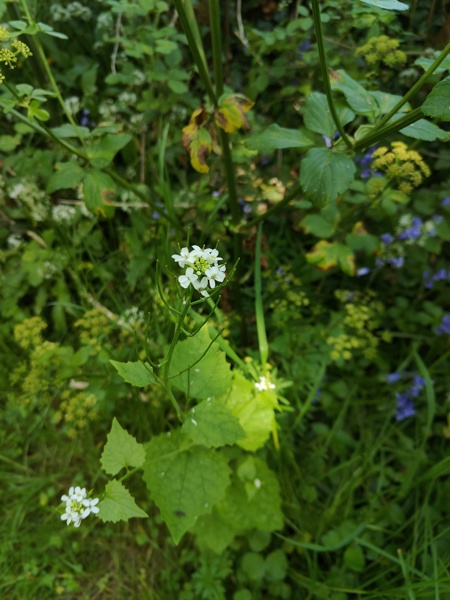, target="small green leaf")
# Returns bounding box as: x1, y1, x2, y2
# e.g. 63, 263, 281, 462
421, 76, 450, 122
47, 161, 85, 193
415, 53, 450, 75
246, 124, 316, 152
301, 214, 335, 238
83, 170, 116, 218
100, 417, 146, 476
360, 0, 408, 10
27, 100, 50, 122
300, 148, 356, 206
344, 544, 366, 572
110, 360, 156, 387
265, 550, 288, 582
98, 479, 148, 523
50, 124, 90, 138
303, 92, 354, 137
241, 552, 266, 581
330, 69, 378, 119
169, 327, 232, 400
142, 431, 231, 544
168, 80, 189, 94
87, 133, 132, 169
182, 398, 246, 448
